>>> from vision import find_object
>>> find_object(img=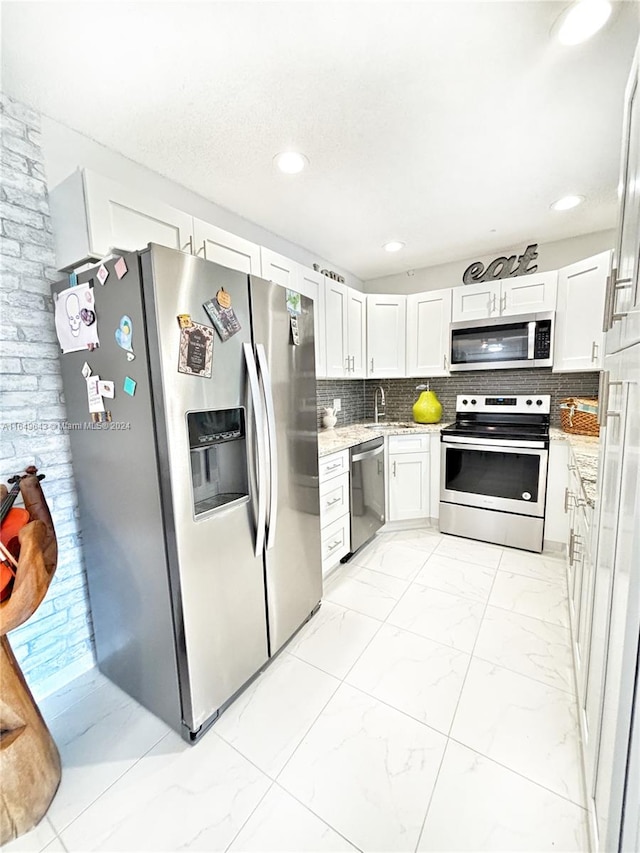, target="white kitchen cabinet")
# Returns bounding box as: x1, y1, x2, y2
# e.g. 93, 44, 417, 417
406, 289, 452, 376
325, 281, 365, 378
260, 249, 326, 379
606, 44, 640, 353
452, 280, 500, 321
49, 169, 193, 271
544, 441, 569, 547
387, 435, 430, 521
500, 271, 557, 316
259, 247, 298, 289
192, 220, 261, 274
347, 289, 367, 378
367, 295, 406, 378
319, 450, 350, 577
553, 252, 611, 372
452, 273, 556, 322
299, 265, 327, 378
